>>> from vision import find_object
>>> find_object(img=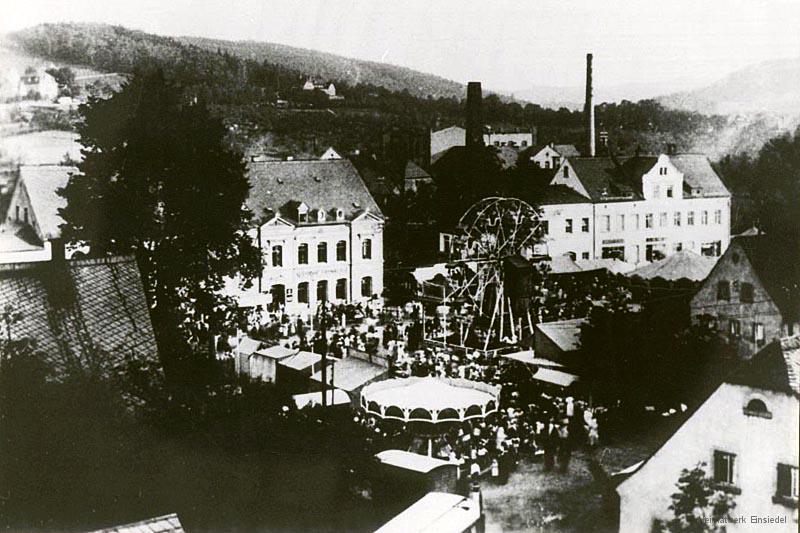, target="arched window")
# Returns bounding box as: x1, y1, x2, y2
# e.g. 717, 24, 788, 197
744, 398, 771, 418
317, 242, 327, 263
298, 243, 308, 265
336, 240, 347, 261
